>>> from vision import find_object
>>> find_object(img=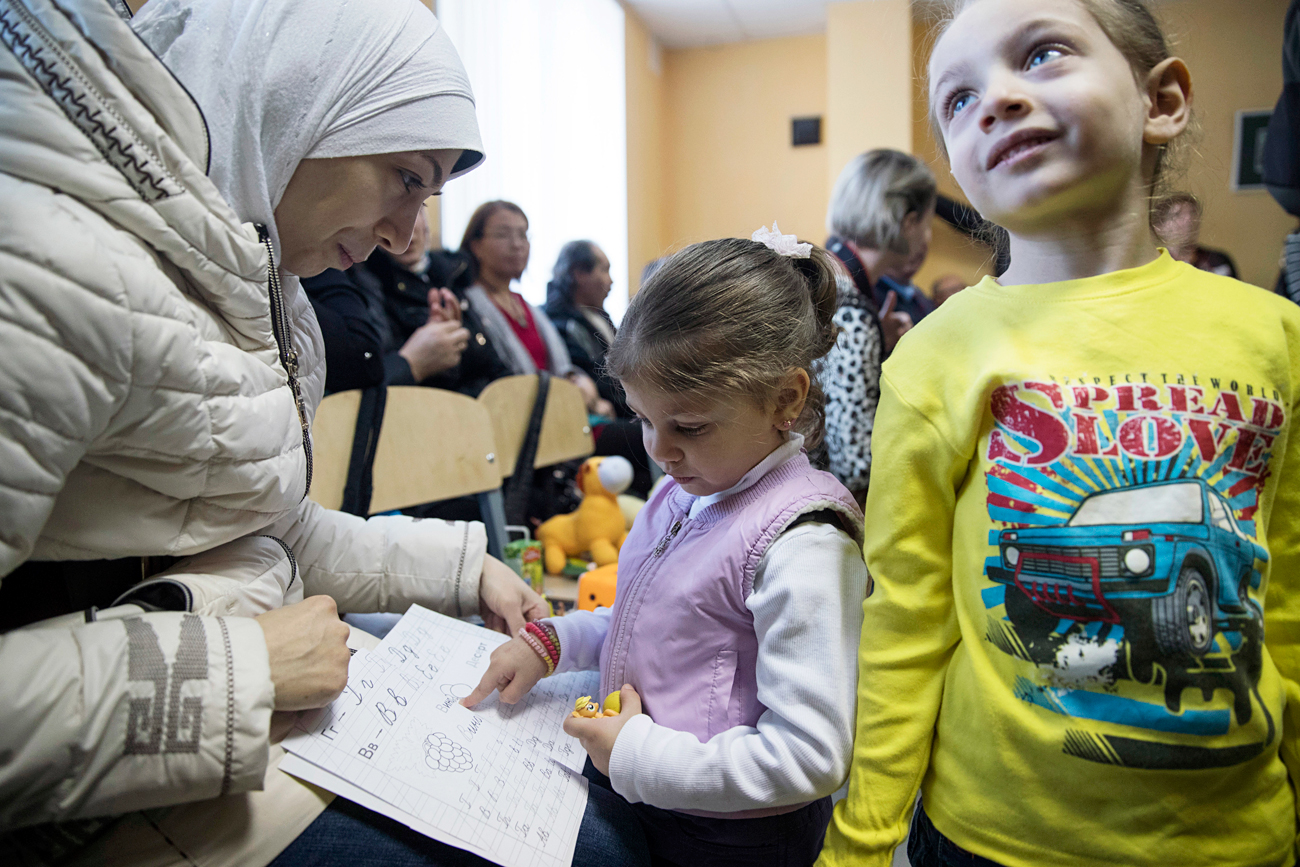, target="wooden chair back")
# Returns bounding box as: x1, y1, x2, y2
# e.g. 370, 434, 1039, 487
308, 387, 510, 560
476, 375, 595, 478
308, 389, 362, 512
369, 386, 503, 513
